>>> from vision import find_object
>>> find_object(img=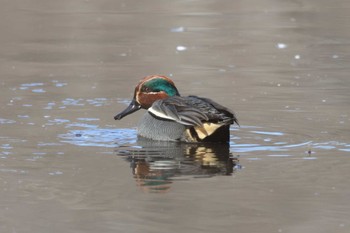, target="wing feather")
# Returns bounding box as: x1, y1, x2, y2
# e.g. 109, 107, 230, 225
148, 95, 237, 127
